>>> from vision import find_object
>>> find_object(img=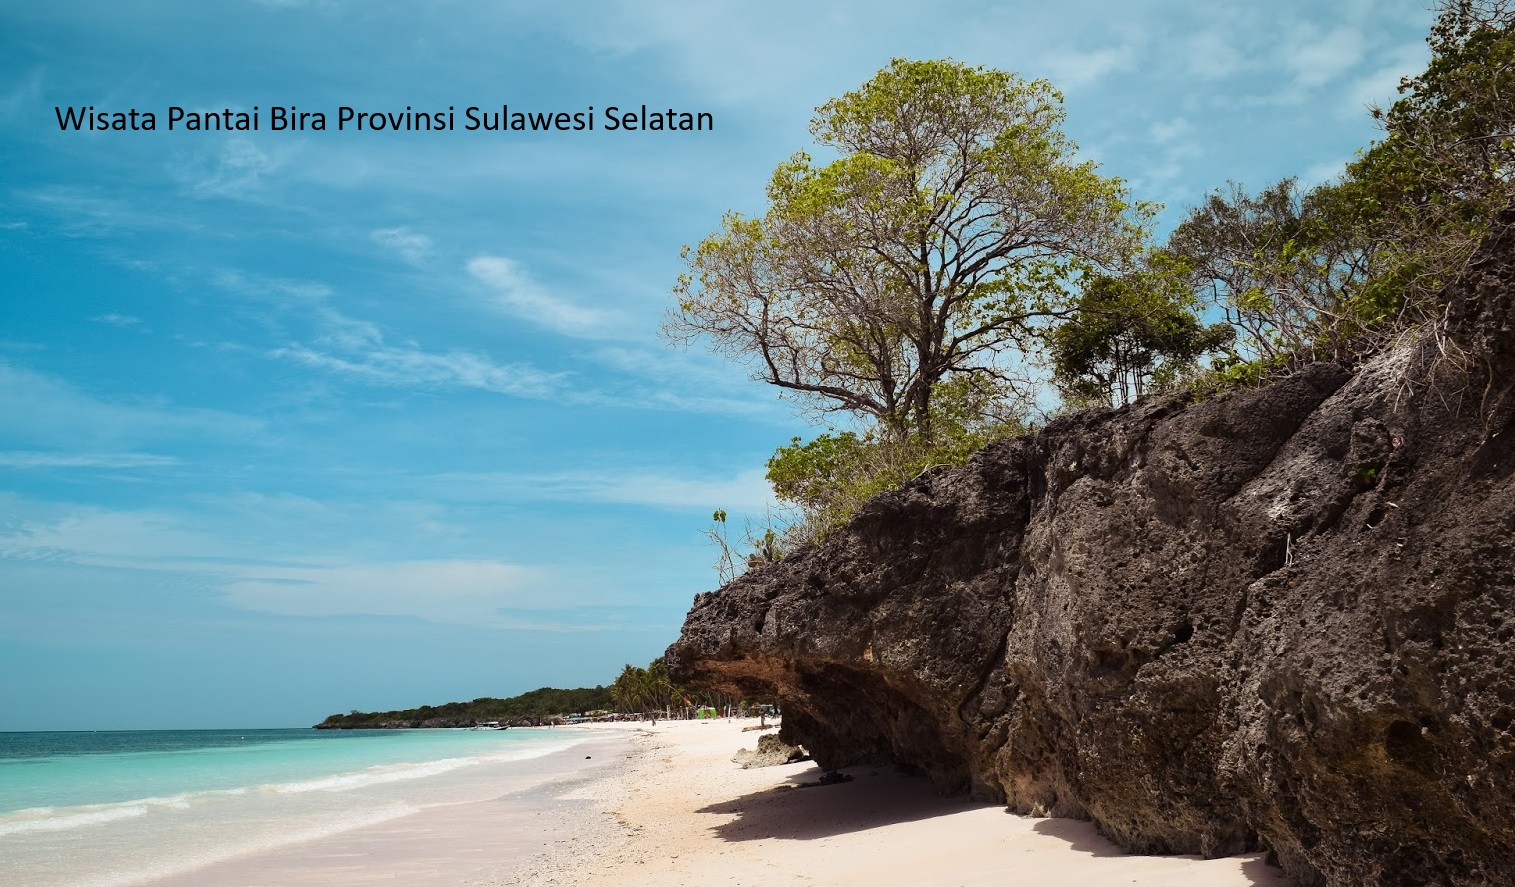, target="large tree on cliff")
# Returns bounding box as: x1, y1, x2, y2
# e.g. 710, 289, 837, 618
665, 59, 1149, 444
